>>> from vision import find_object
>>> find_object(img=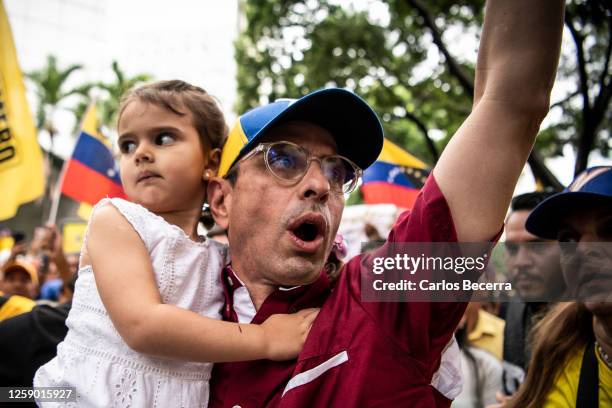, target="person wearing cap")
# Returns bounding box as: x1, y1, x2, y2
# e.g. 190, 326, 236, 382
206, 0, 565, 406
502, 192, 564, 372
1, 260, 38, 299
0, 260, 38, 321
504, 166, 612, 408
0, 273, 77, 390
